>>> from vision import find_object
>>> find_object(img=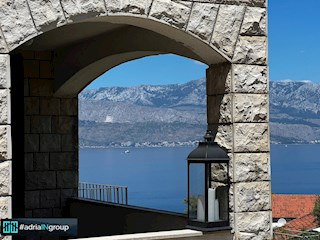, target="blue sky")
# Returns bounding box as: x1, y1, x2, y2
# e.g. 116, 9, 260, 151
86, 0, 320, 89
